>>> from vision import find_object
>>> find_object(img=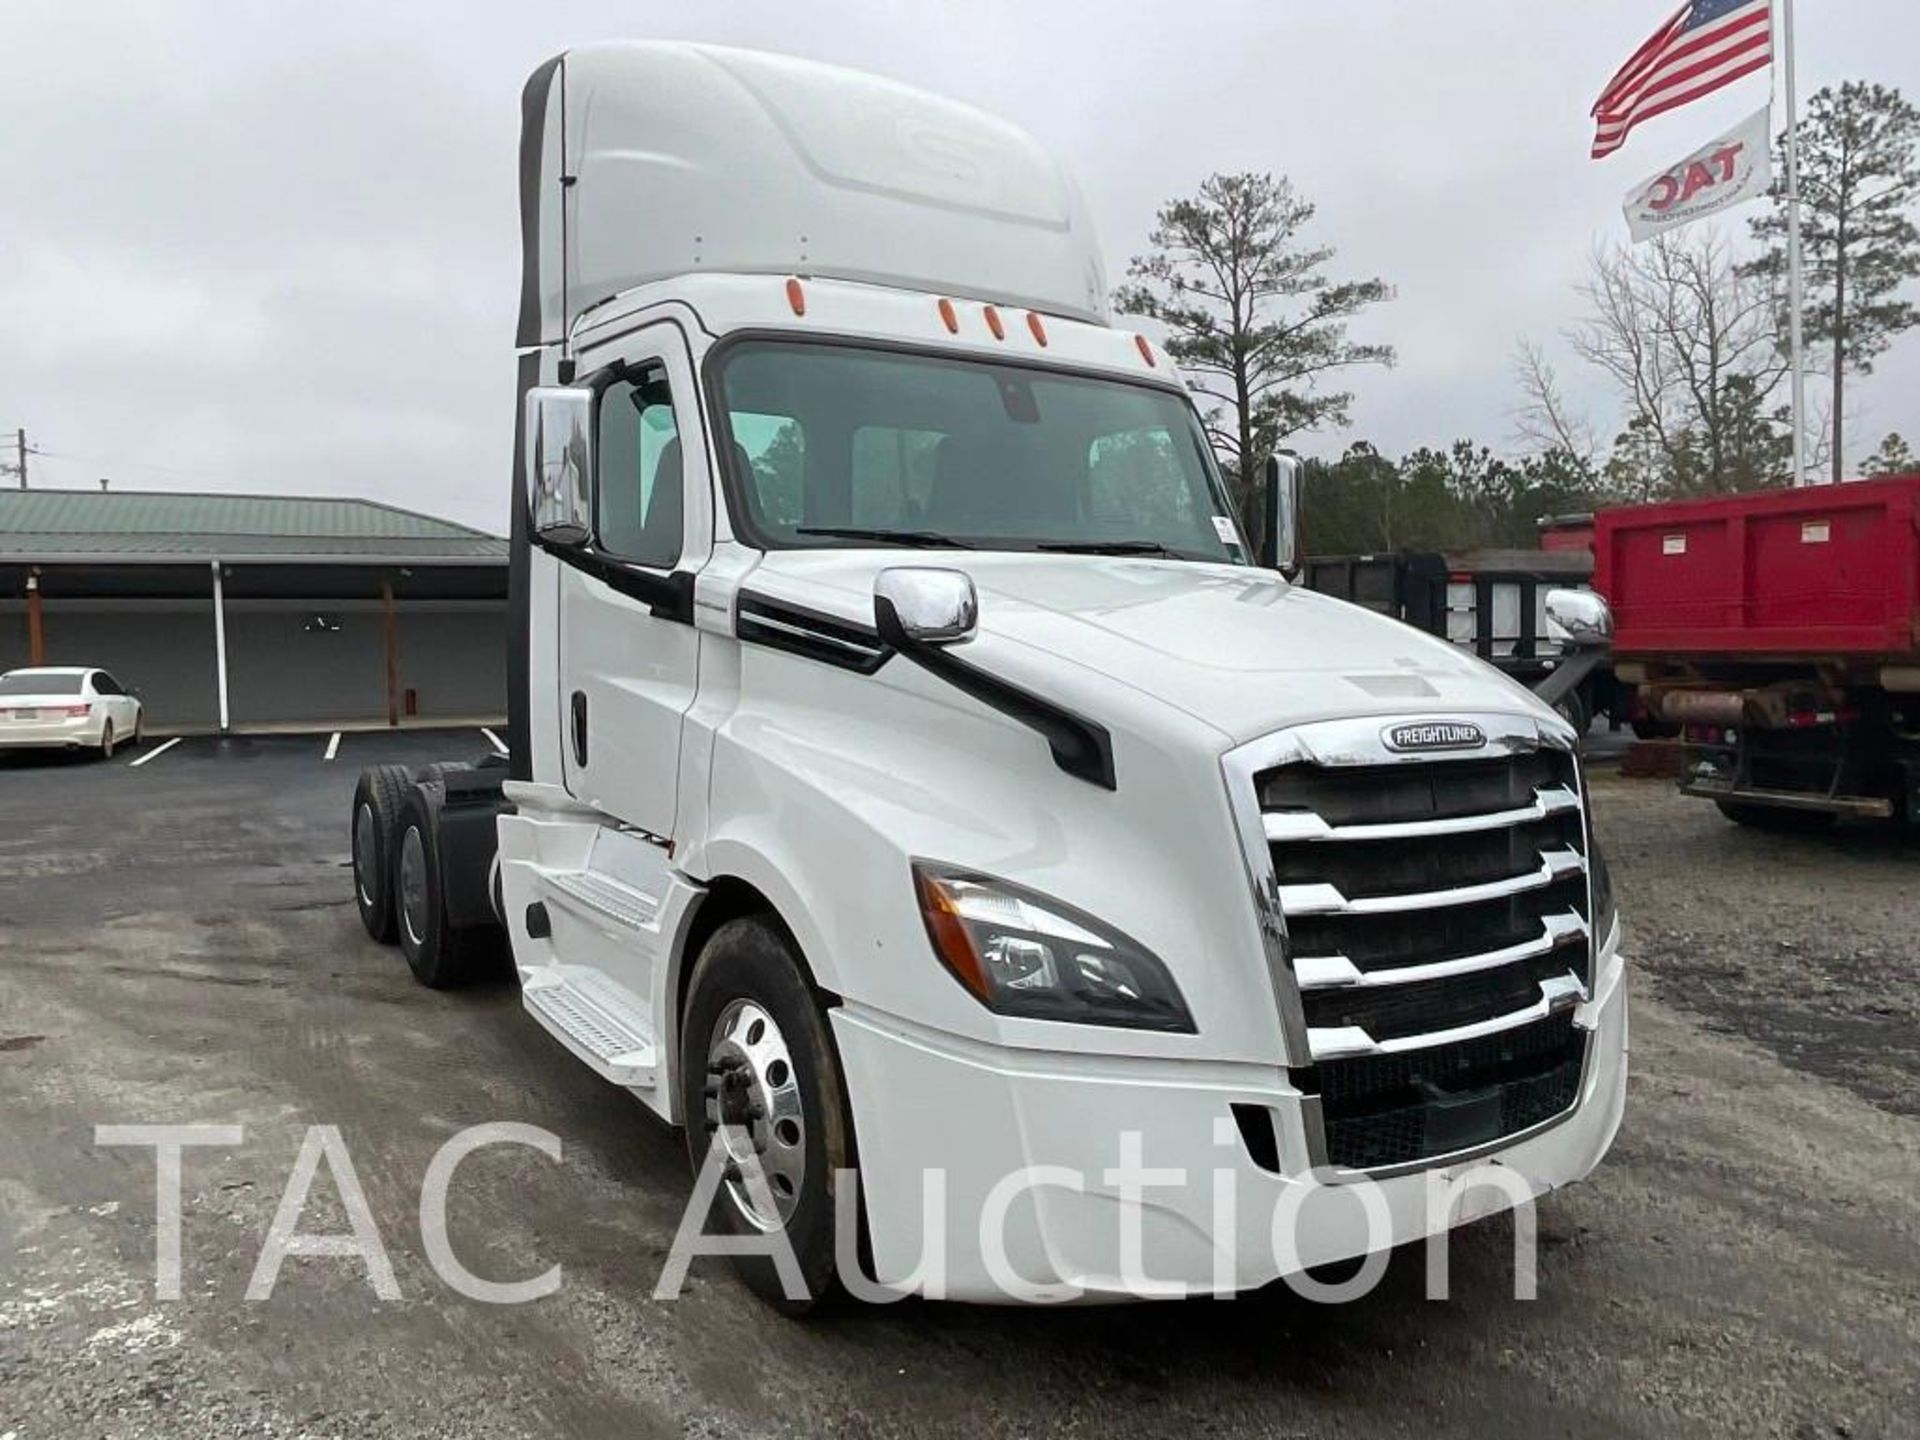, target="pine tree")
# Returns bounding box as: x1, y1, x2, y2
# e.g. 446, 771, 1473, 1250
1750, 83, 1920, 480
1114, 173, 1393, 544
1863, 431, 1916, 476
